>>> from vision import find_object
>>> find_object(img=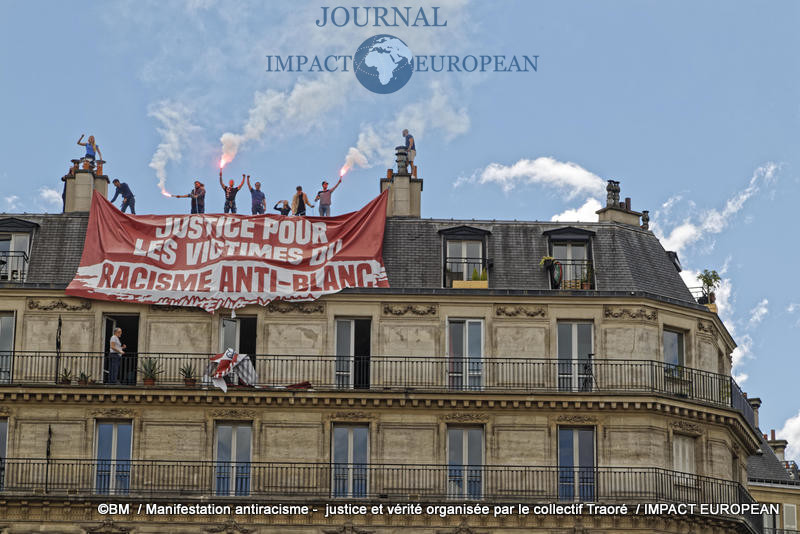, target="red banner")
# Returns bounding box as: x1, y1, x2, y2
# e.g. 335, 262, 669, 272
66, 190, 389, 312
